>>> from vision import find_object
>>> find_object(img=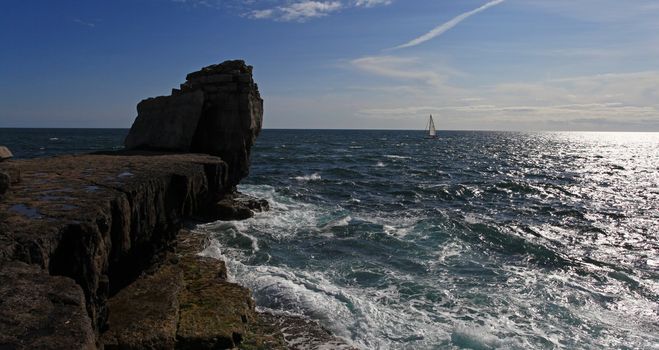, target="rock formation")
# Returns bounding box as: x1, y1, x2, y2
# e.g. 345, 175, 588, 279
0, 153, 229, 338
0, 146, 12, 161
0, 61, 356, 349
125, 60, 263, 188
